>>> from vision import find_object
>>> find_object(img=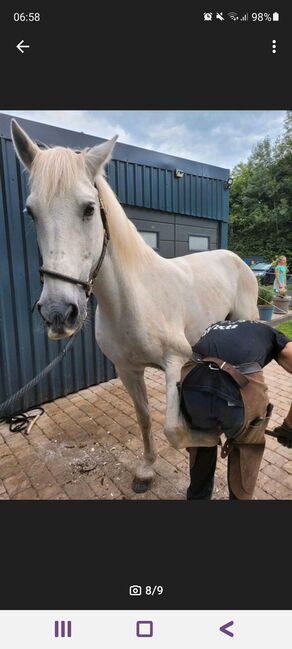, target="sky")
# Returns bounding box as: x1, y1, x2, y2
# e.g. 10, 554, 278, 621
2, 110, 286, 171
